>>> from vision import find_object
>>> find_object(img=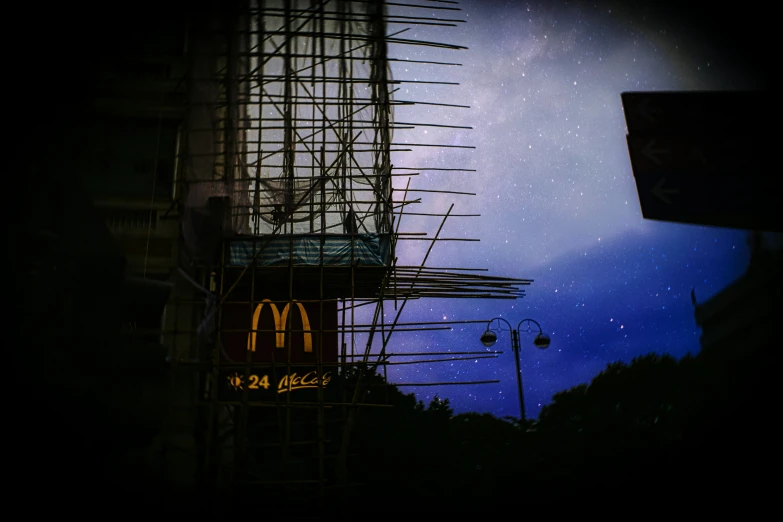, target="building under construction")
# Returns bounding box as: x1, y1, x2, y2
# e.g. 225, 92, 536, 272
16, 0, 530, 515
